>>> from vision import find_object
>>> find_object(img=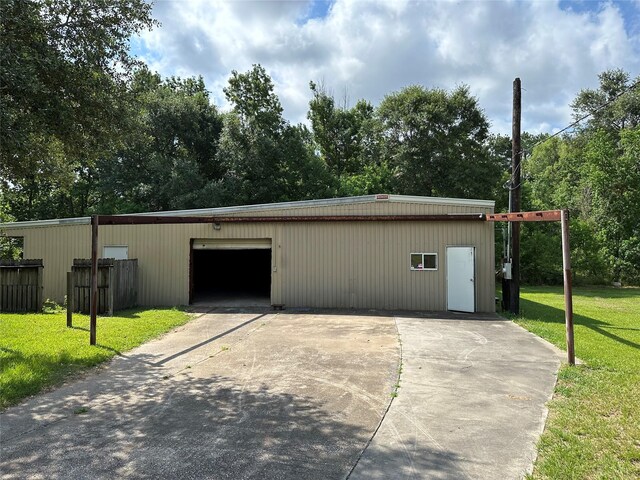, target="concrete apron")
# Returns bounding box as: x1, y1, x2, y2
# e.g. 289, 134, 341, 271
0, 312, 400, 480
1, 312, 561, 480
349, 314, 563, 480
